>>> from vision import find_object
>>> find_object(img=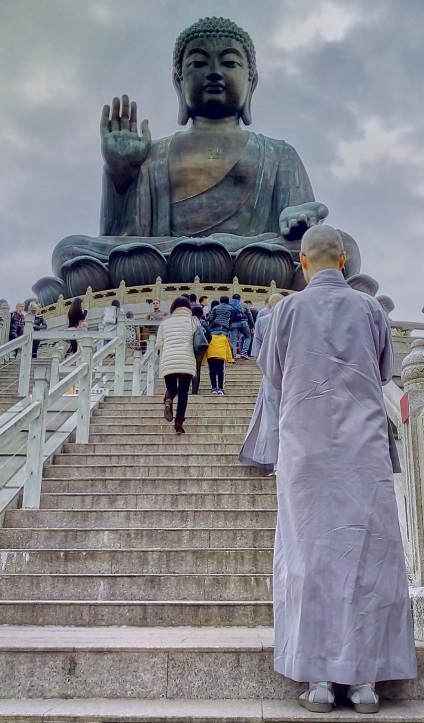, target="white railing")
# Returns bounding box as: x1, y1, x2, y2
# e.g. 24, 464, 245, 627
0, 316, 159, 510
